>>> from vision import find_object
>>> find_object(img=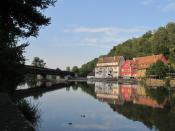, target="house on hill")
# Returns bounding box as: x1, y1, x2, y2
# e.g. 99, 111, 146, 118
95, 56, 125, 78
133, 54, 168, 78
